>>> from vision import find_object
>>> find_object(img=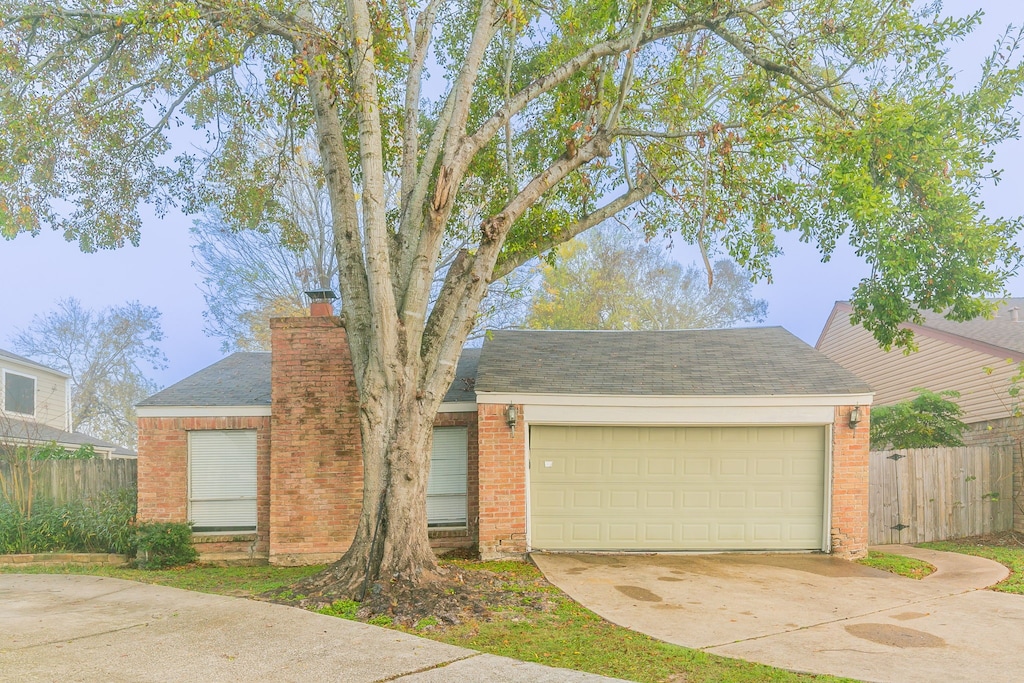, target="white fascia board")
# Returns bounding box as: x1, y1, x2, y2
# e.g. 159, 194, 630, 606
135, 405, 272, 418
437, 402, 478, 413
475, 392, 872, 426
476, 392, 873, 408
